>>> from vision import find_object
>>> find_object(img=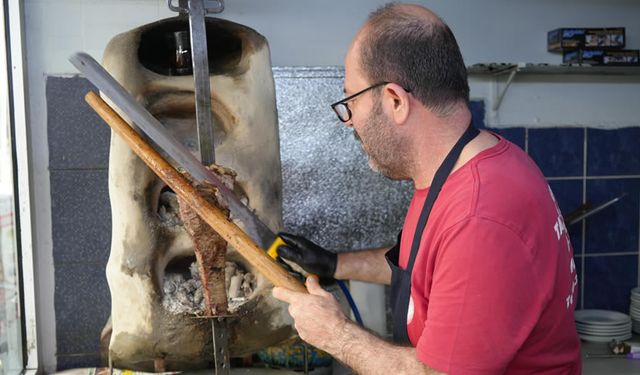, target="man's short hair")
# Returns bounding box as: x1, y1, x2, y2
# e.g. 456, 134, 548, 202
360, 3, 470, 116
